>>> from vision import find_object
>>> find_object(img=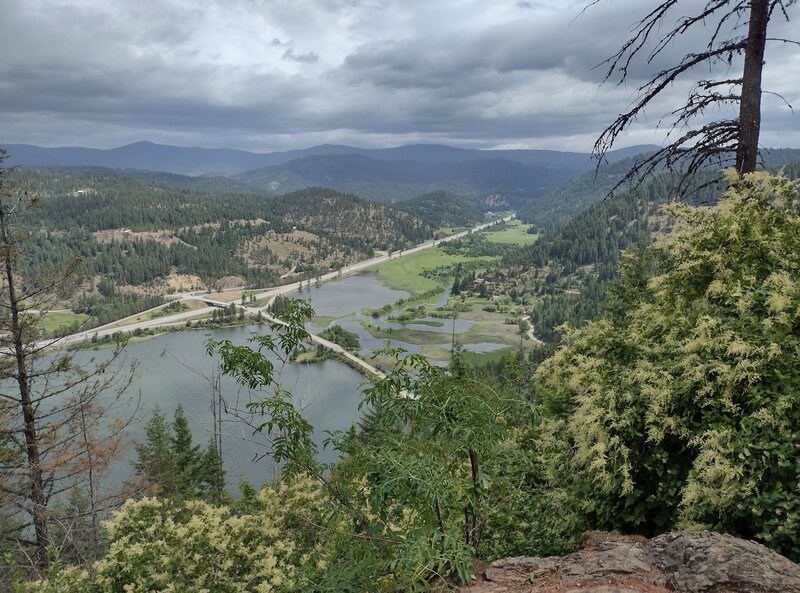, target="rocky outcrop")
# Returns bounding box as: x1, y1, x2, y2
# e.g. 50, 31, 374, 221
463, 531, 800, 593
